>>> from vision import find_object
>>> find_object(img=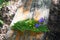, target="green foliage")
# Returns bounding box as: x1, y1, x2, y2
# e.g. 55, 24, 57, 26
0, 0, 9, 8
0, 20, 3, 27
0, 0, 9, 4
0, 0, 4, 4
12, 19, 49, 32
